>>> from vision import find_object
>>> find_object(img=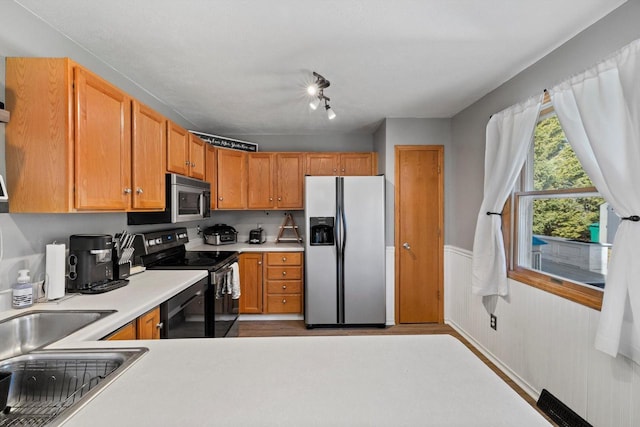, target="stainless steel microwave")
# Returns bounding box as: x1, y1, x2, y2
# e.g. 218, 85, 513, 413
127, 174, 211, 225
